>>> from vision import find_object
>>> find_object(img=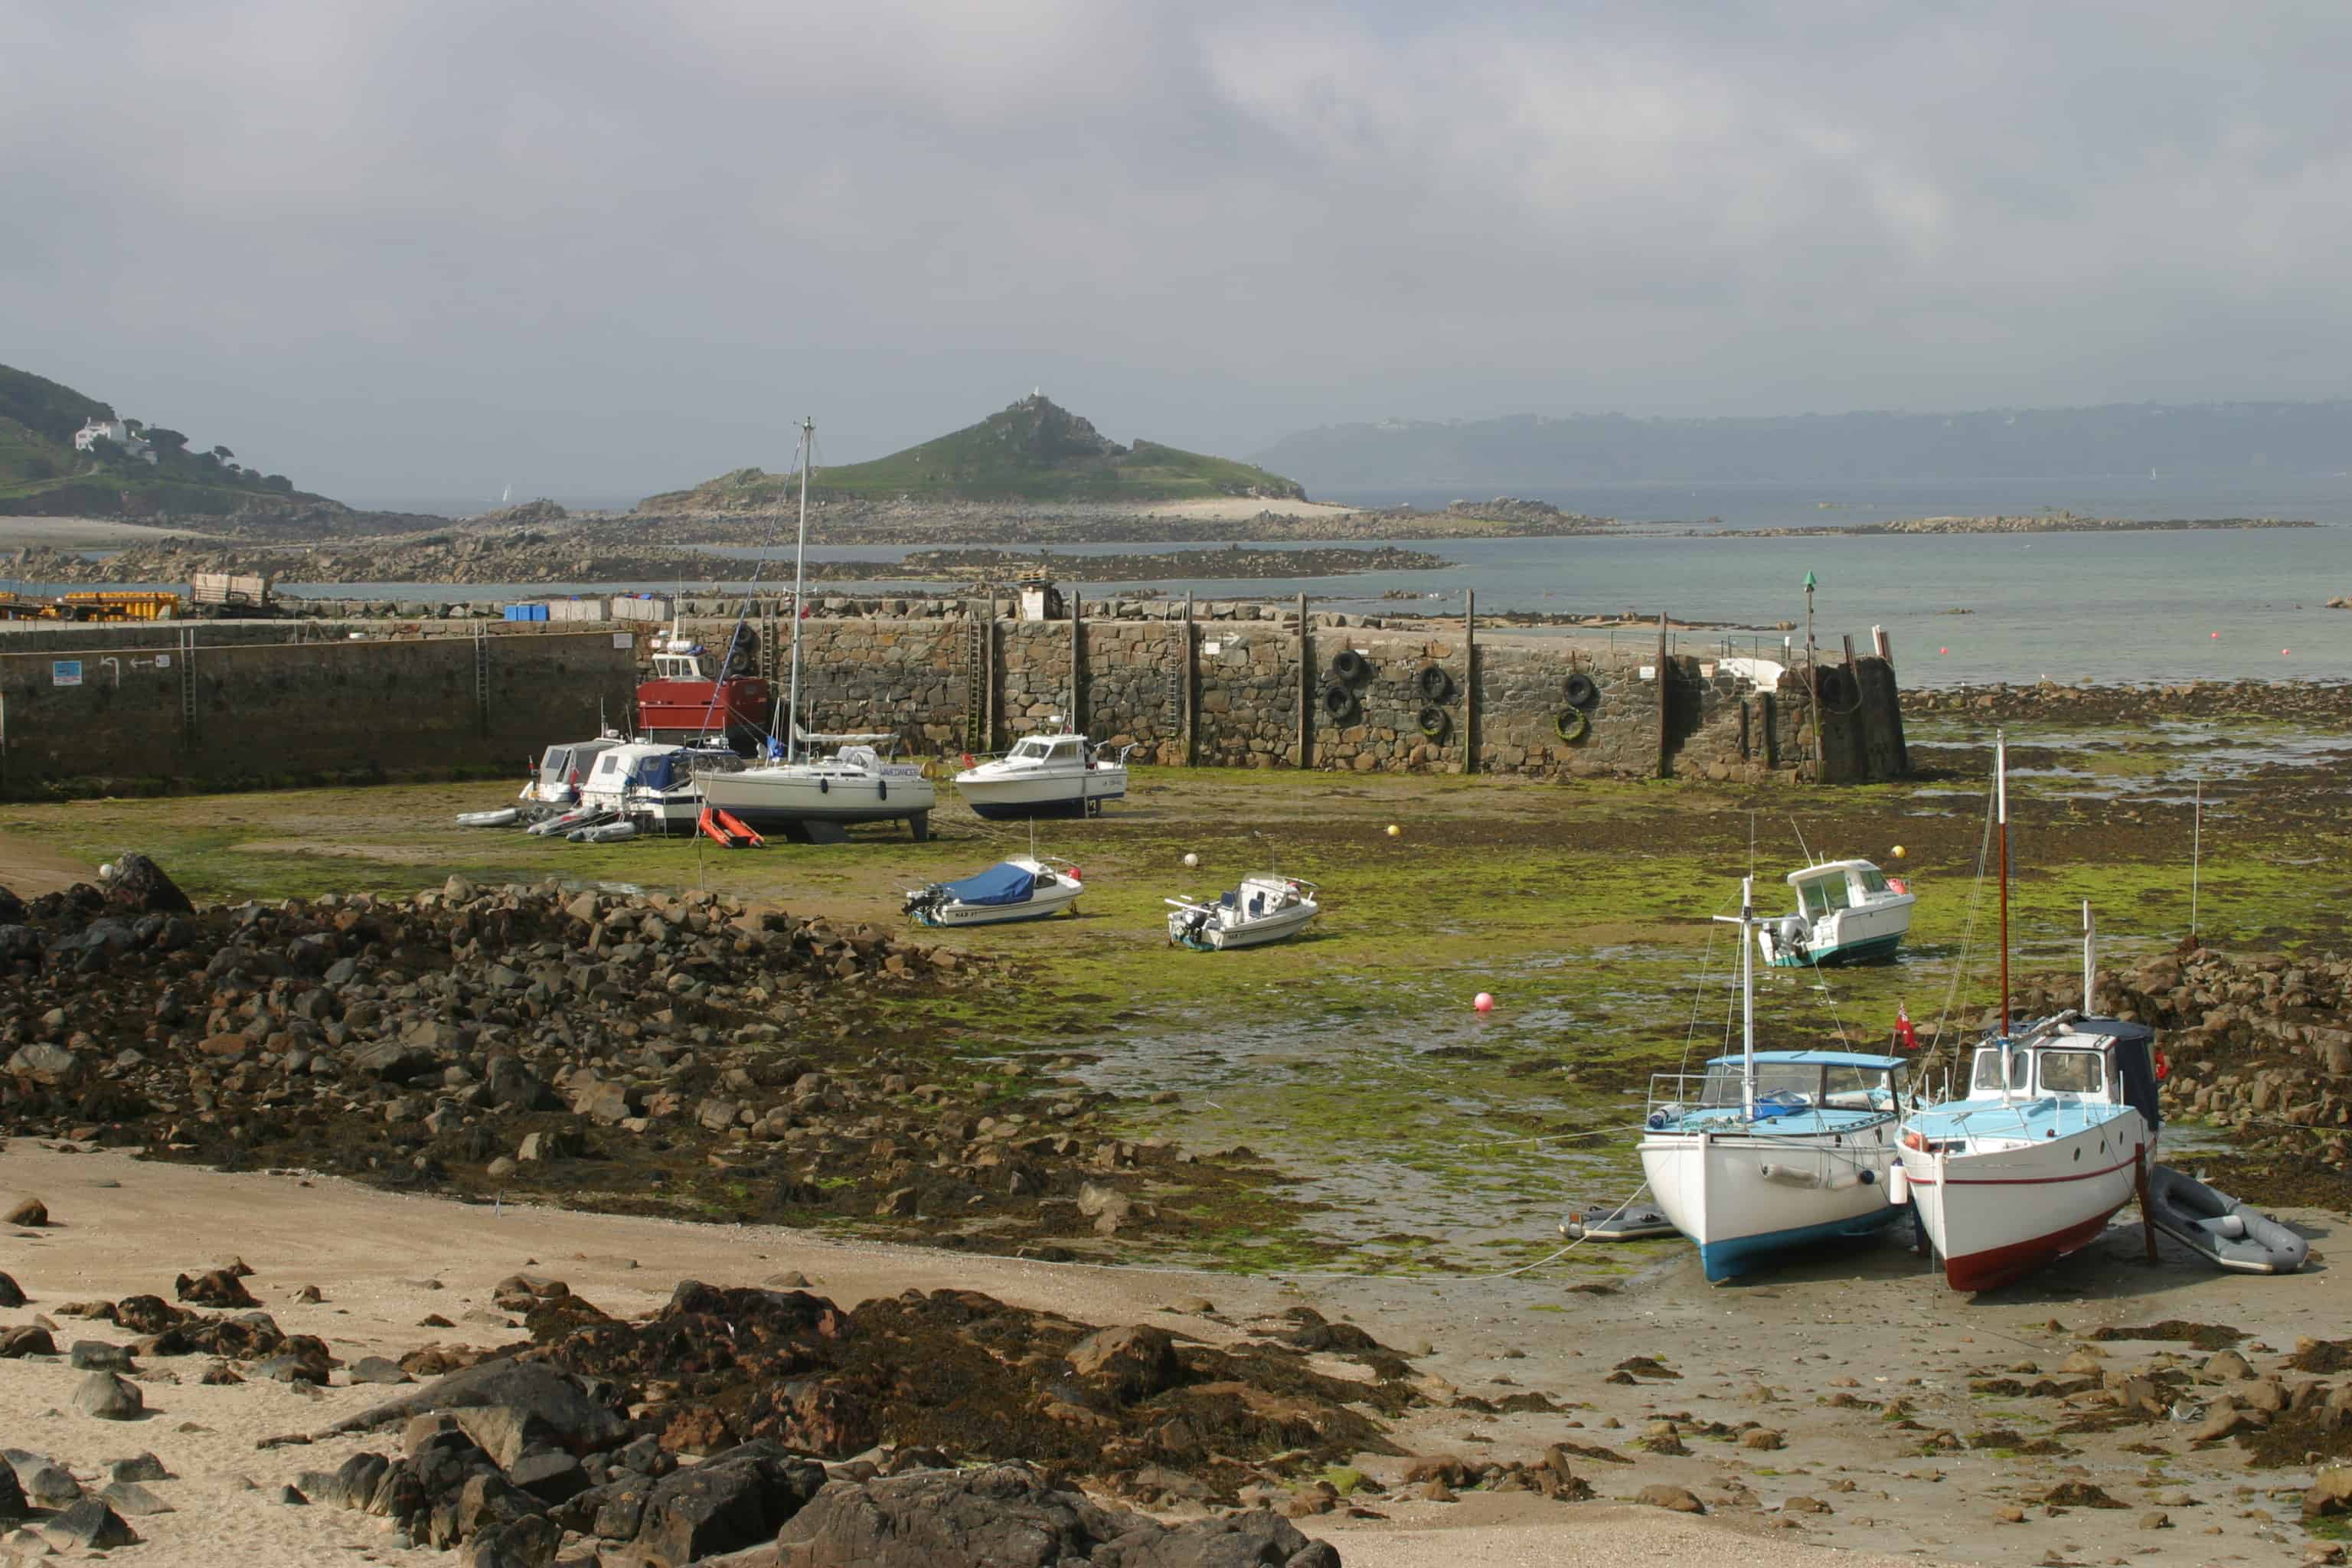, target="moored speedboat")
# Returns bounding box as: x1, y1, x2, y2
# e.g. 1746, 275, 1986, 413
1757, 858, 1915, 967
953, 728, 1132, 819
903, 856, 1083, 927
1638, 877, 1906, 1282
1165, 874, 1318, 950
578, 739, 739, 837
